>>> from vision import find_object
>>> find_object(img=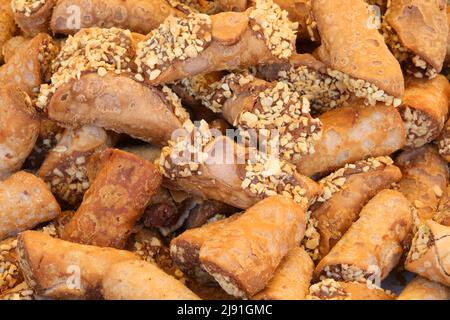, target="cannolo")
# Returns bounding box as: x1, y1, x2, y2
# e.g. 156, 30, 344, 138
199, 195, 307, 298
306, 157, 402, 260
252, 247, 313, 300
399, 75, 450, 149
50, 0, 188, 36
315, 190, 414, 284
158, 120, 321, 209
395, 145, 449, 223
11, 0, 56, 36
311, 0, 404, 104
436, 118, 450, 162
62, 148, 162, 249
170, 214, 241, 283
294, 101, 406, 178
382, 0, 448, 78
307, 279, 395, 300
38, 28, 189, 145
0, 33, 59, 97
38, 125, 116, 208
0, 85, 40, 179
16, 231, 137, 299
0, 238, 22, 295
0, 171, 61, 241
135, 0, 298, 85
102, 260, 200, 300
0, 0, 16, 63
198, 72, 323, 161
398, 276, 450, 300
405, 220, 450, 286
